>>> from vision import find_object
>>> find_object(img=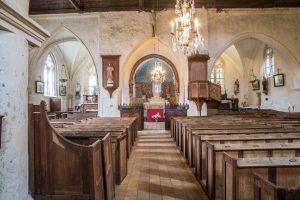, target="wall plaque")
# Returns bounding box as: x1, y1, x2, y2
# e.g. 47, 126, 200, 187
101, 55, 120, 98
